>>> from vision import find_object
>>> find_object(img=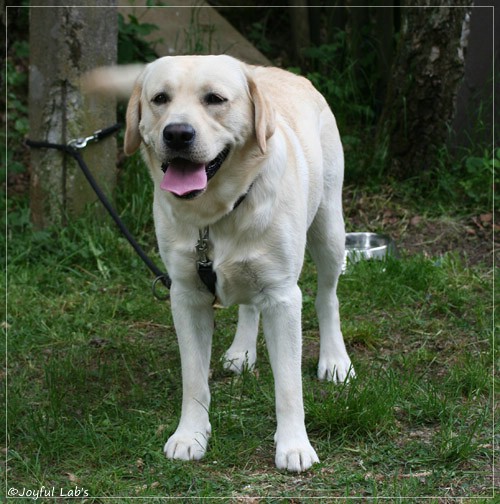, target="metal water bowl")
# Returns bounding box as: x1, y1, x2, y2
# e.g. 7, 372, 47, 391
343, 232, 397, 271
